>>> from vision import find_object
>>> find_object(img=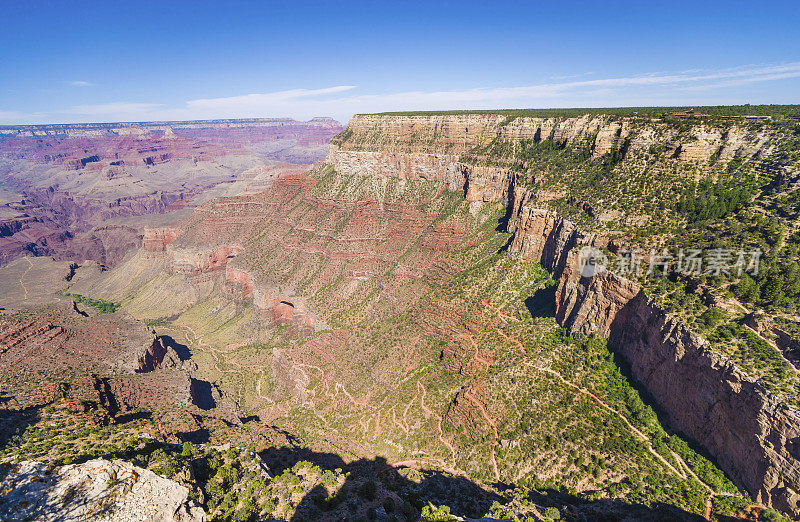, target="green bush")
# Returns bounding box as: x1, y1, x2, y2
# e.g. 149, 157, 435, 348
181, 441, 195, 458
698, 308, 726, 329
64, 293, 120, 313
760, 508, 790, 522
421, 503, 455, 521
